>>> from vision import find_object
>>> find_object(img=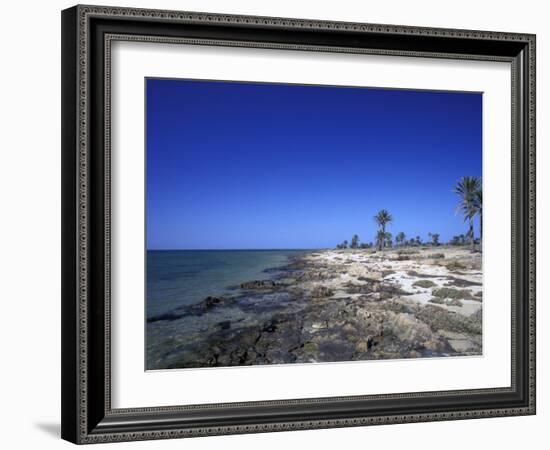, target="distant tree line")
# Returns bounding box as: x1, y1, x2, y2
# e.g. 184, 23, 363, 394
334, 176, 482, 252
